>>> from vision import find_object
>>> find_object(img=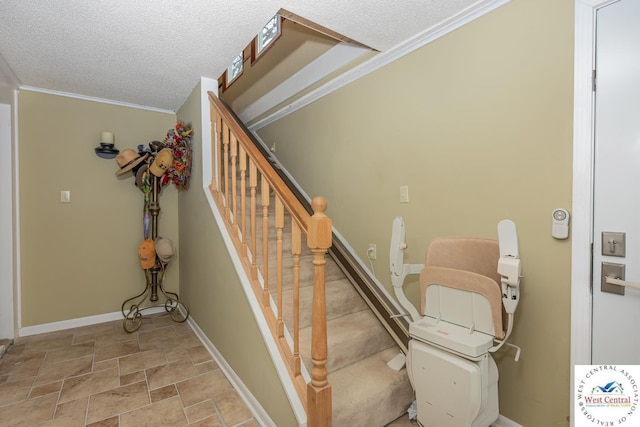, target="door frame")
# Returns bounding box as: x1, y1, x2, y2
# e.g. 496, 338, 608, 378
0, 102, 14, 339
571, 0, 620, 418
